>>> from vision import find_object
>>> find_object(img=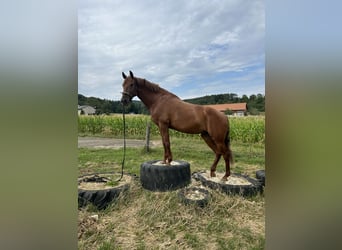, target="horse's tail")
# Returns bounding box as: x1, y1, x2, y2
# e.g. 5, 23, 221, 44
225, 130, 234, 164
